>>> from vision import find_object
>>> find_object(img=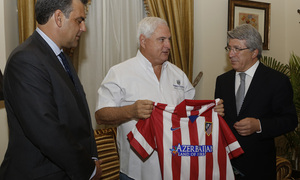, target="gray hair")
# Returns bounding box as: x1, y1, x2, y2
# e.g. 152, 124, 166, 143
137, 17, 168, 47
227, 24, 263, 59
35, 0, 88, 25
